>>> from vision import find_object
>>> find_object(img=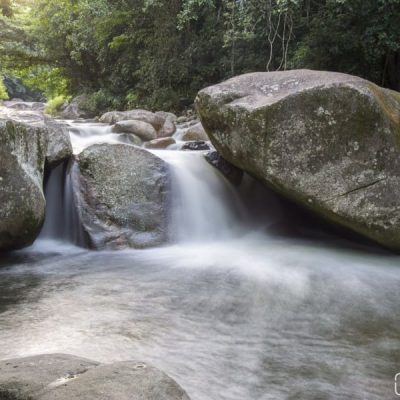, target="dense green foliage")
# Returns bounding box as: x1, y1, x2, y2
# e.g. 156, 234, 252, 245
1, 0, 399, 112
44, 94, 70, 115
0, 76, 8, 100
